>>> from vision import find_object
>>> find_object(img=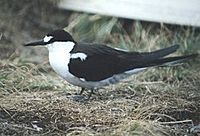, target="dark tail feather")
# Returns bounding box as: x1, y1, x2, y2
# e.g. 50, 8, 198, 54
140, 53, 198, 68
141, 44, 180, 60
